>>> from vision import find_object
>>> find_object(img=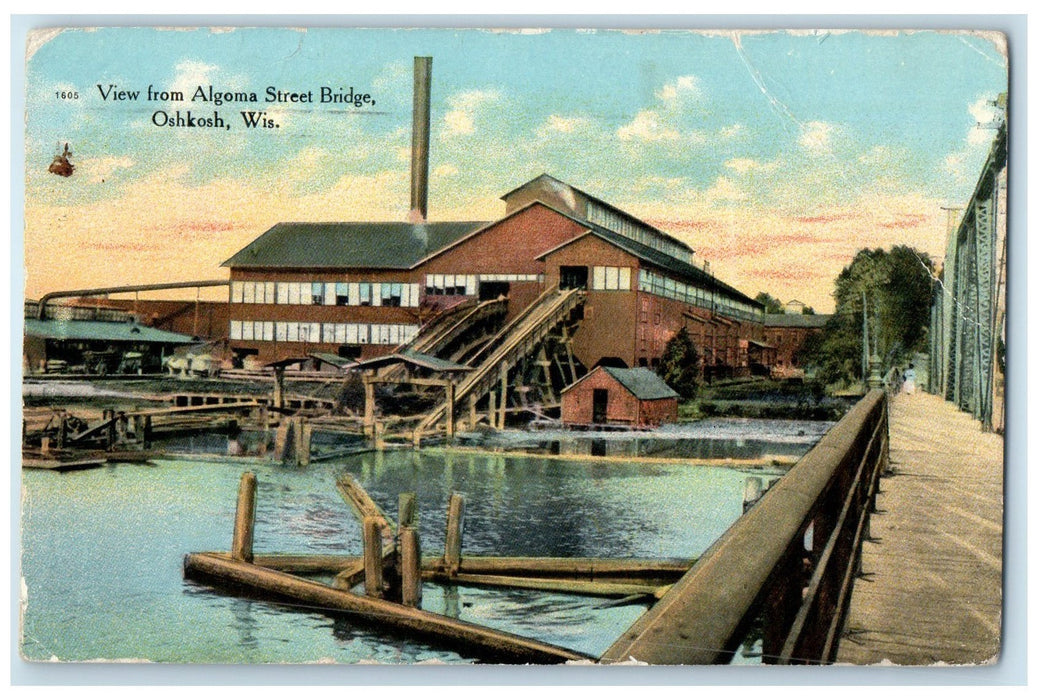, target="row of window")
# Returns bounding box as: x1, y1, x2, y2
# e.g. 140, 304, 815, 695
424, 273, 541, 296
230, 281, 422, 308
586, 201, 694, 265
591, 266, 632, 291
638, 269, 761, 323
229, 320, 420, 345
